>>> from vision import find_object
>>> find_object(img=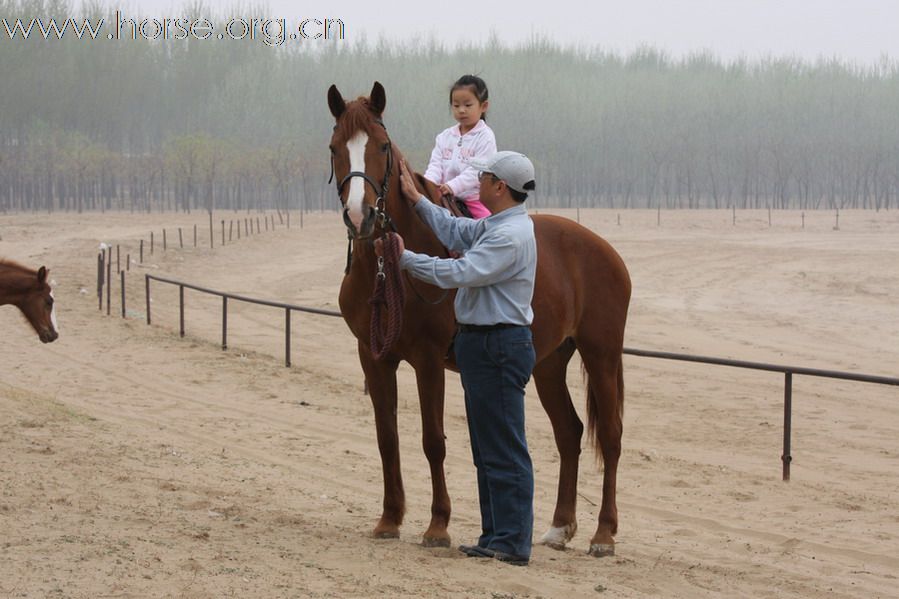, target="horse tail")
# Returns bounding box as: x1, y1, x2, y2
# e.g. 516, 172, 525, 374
582, 355, 624, 463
